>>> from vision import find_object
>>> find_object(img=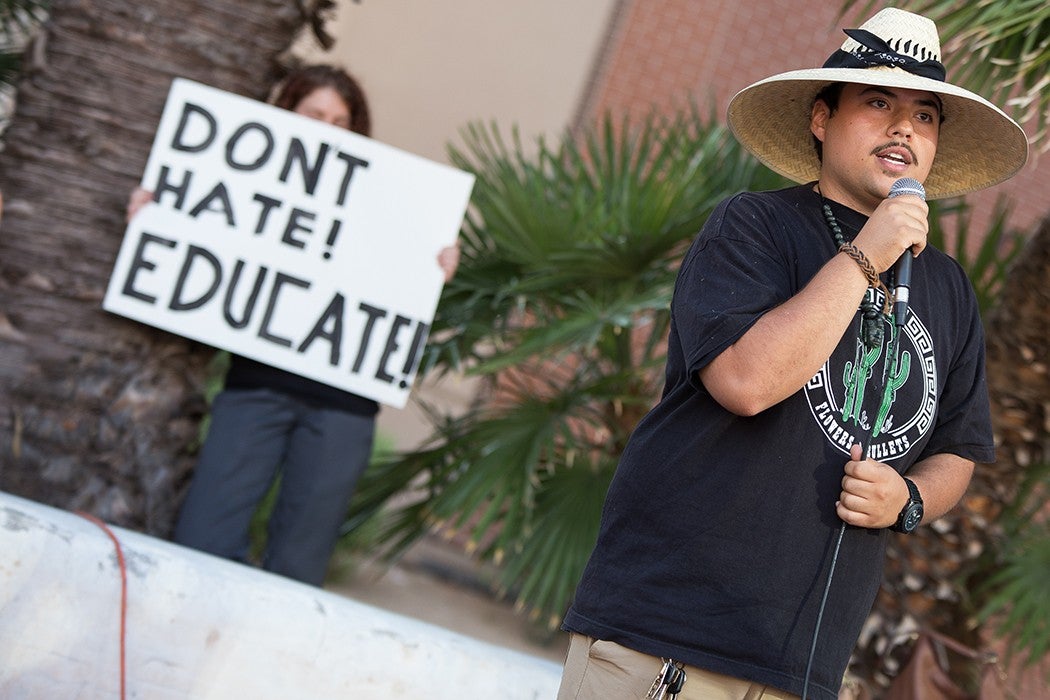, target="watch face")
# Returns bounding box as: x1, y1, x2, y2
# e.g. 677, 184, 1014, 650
901, 504, 923, 533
